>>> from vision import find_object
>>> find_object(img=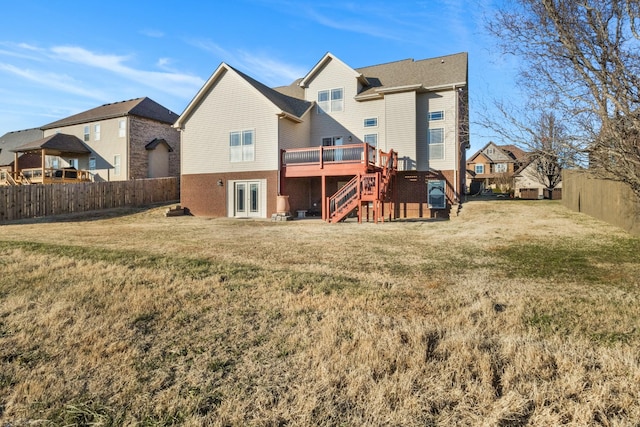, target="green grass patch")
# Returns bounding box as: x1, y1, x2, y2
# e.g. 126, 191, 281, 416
495, 236, 640, 284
